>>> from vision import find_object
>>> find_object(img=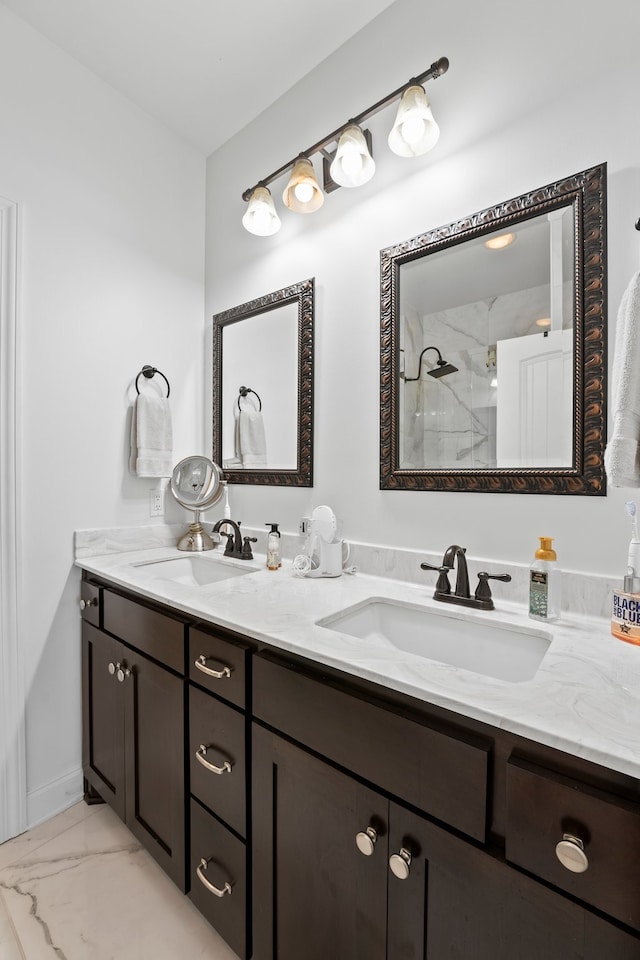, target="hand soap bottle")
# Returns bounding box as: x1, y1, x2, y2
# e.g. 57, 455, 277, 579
266, 523, 281, 571
529, 537, 561, 622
